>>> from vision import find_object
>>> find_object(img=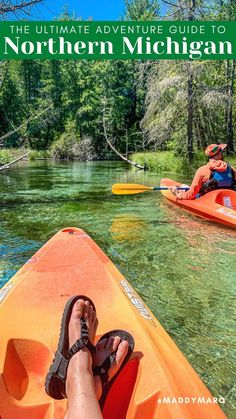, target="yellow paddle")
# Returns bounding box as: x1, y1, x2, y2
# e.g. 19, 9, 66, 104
112, 183, 189, 195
